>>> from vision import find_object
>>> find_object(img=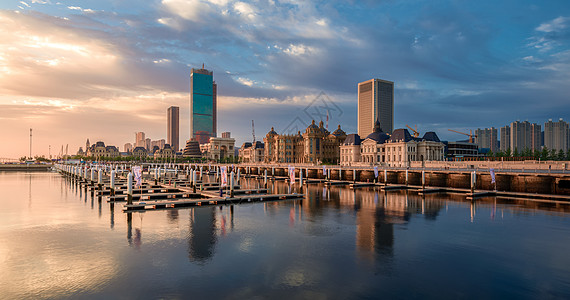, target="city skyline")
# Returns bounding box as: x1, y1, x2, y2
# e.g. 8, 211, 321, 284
1, 1, 570, 158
